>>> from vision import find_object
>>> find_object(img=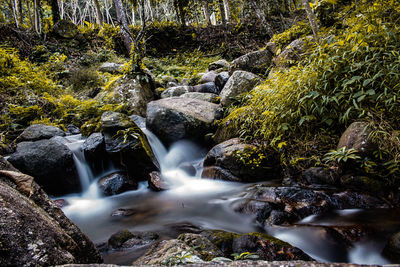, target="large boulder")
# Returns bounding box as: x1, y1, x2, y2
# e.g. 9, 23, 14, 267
7, 140, 79, 196
383, 231, 400, 262
178, 233, 224, 261
229, 50, 273, 75
337, 121, 375, 155
161, 85, 193, 98
52, 19, 79, 39
0, 156, 102, 266
82, 132, 108, 175
98, 172, 137, 196
99, 62, 124, 74
220, 71, 261, 106
274, 36, 313, 67
202, 138, 280, 182
96, 75, 154, 117
16, 124, 65, 142
100, 111, 159, 181
146, 97, 222, 144
181, 92, 219, 103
